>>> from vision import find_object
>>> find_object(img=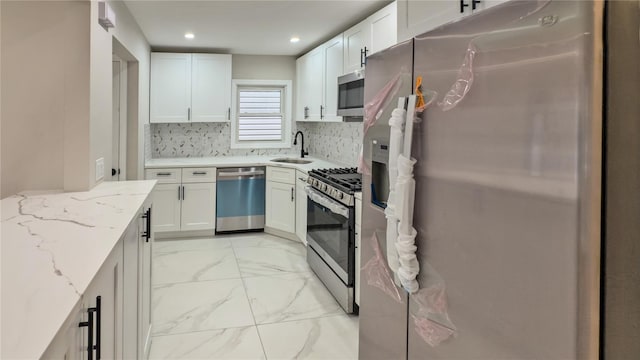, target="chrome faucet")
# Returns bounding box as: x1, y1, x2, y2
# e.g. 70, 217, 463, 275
293, 131, 309, 158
